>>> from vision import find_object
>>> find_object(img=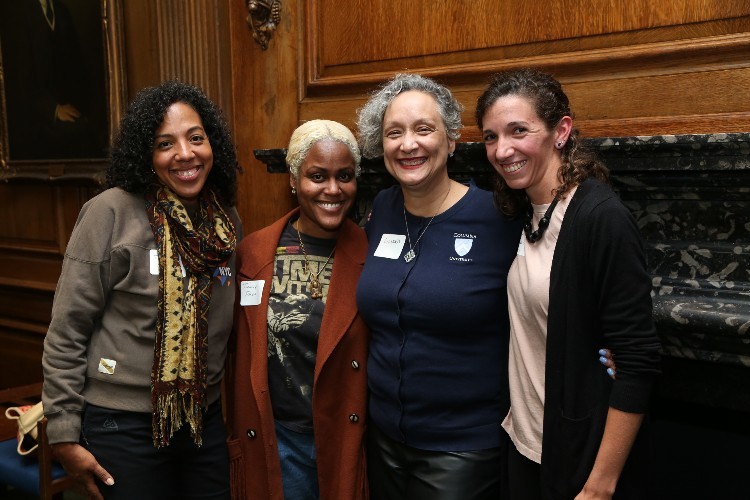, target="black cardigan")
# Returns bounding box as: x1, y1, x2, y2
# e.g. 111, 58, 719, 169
540, 178, 661, 499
